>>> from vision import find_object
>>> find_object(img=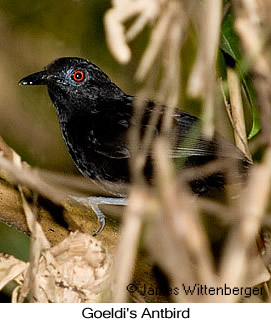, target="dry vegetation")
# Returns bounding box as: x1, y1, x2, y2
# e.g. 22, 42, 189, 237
1, 0, 271, 303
